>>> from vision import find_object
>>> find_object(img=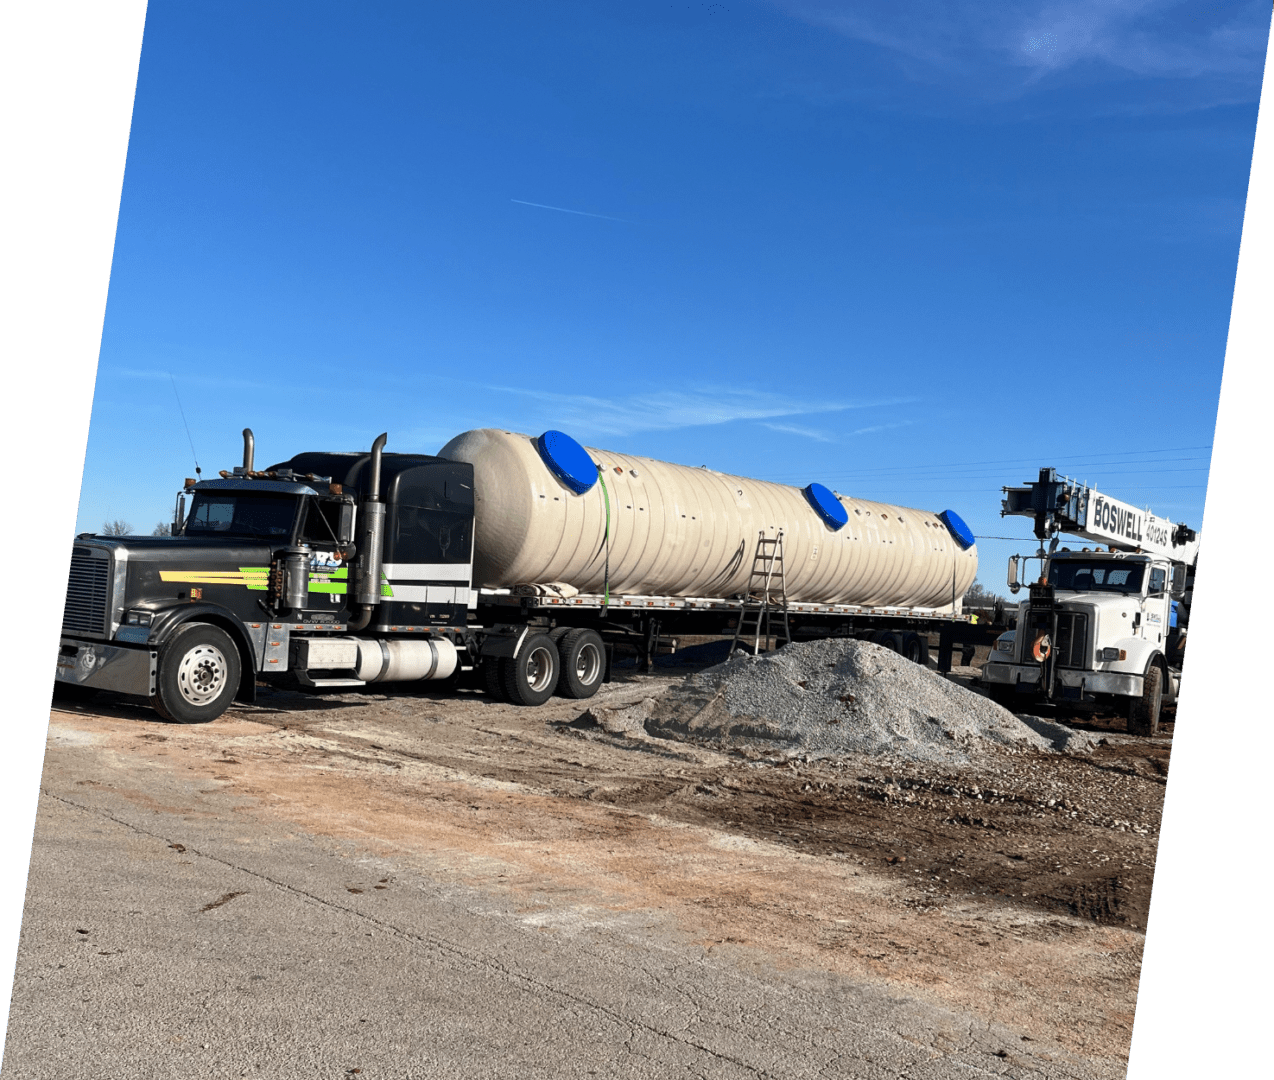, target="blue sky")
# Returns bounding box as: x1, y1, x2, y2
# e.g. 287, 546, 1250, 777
80, 1, 1269, 592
